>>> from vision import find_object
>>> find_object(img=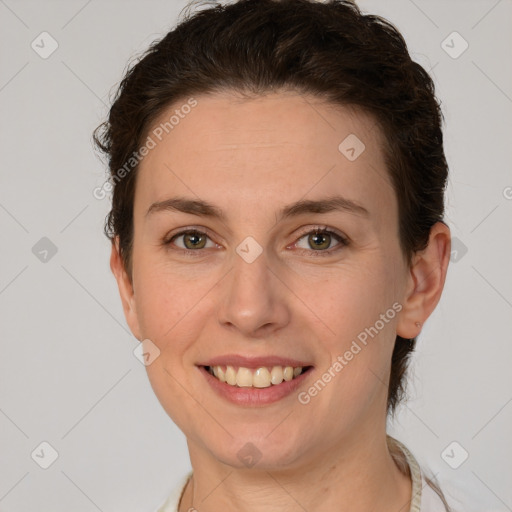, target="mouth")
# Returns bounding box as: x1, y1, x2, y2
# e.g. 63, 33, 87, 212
198, 360, 314, 406
204, 364, 313, 388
